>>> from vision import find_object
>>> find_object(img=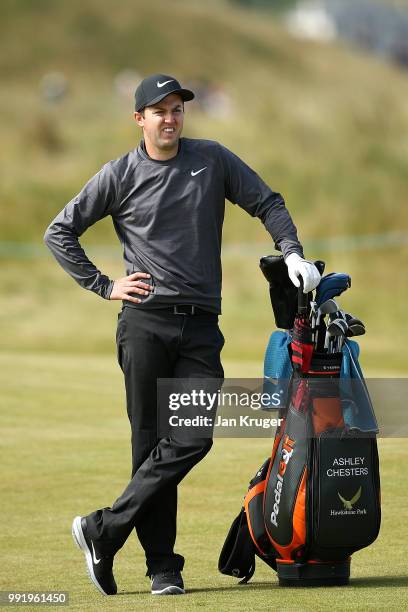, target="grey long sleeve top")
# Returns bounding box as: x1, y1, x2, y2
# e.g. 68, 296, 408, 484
44, 138, 303, 313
